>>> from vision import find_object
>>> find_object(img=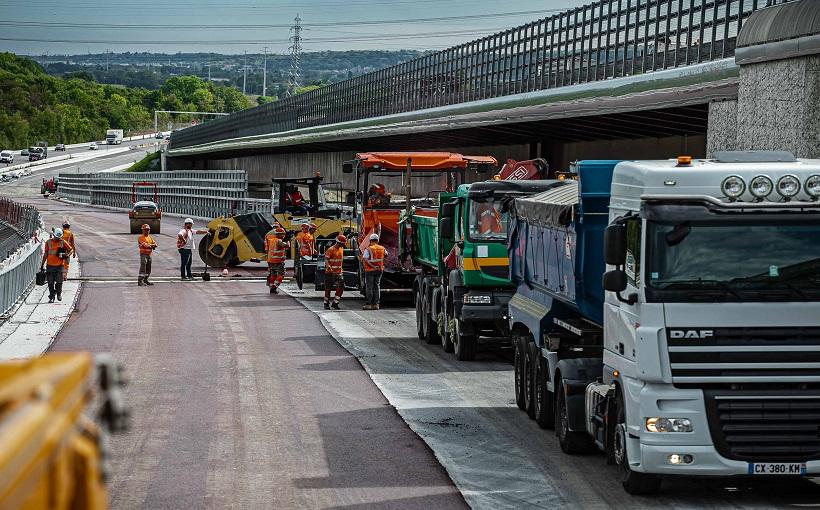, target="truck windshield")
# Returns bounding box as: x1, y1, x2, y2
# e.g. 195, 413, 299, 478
364, 170, 461, 208
468, 197, 507, 241
647, 220, 820, 301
